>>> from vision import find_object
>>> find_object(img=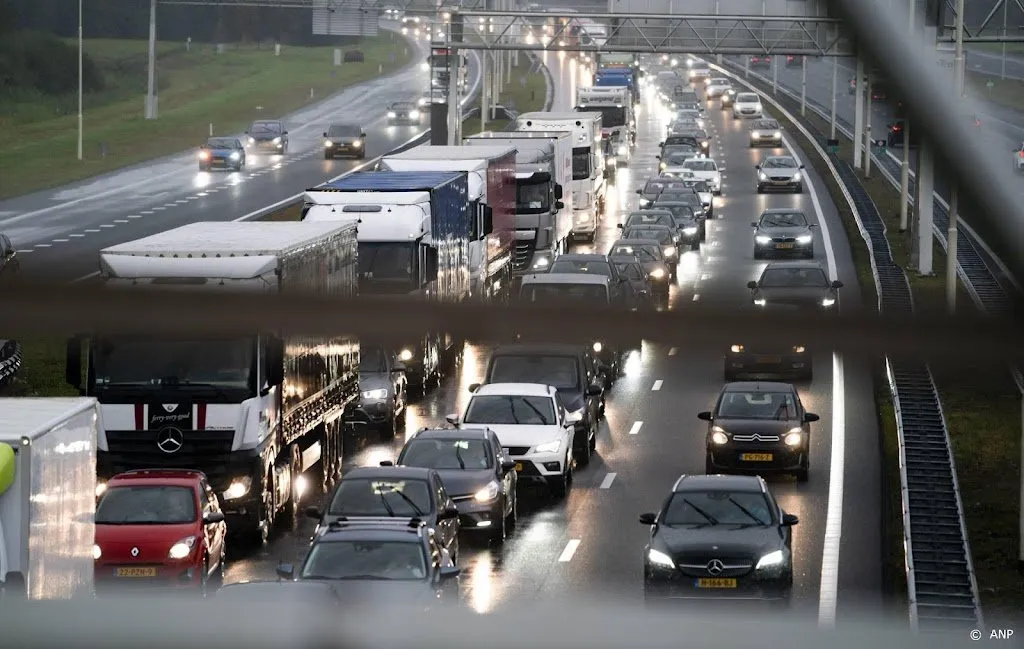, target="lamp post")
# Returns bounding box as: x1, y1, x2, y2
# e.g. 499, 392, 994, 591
77, 0, 83, 161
